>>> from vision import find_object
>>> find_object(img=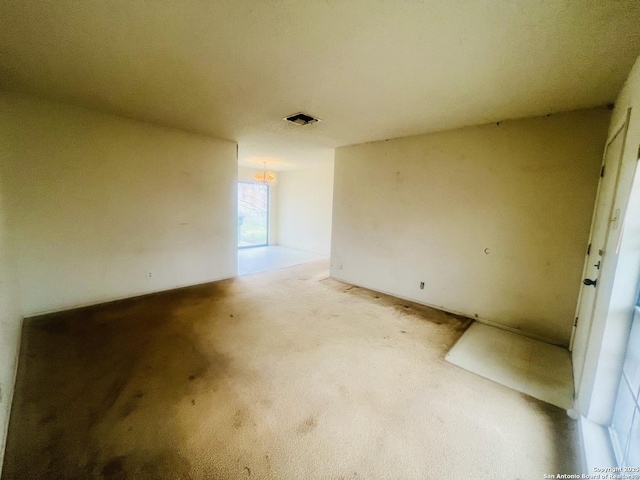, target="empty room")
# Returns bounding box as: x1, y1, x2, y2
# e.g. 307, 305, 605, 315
2, 1, 640, 479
